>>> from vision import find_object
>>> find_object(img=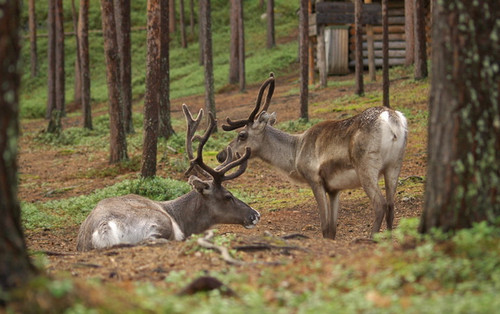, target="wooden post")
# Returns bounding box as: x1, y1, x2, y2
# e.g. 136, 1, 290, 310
365, 0, 376, 81
354, 0, 364, 95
